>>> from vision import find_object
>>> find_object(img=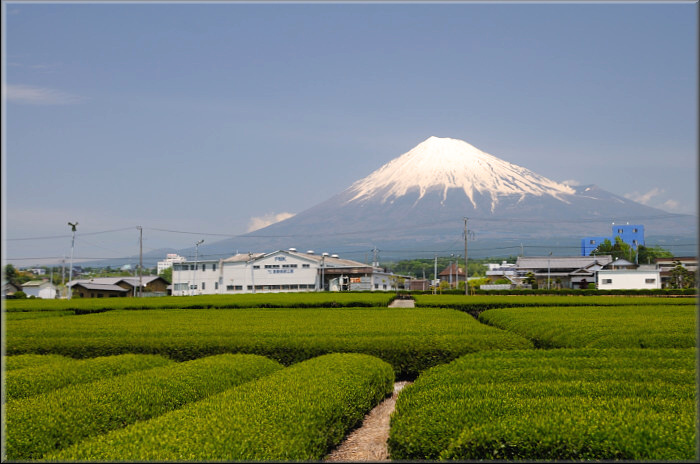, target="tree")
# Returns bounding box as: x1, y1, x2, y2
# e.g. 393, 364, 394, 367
159, 267, 173, 284
4, 264, 18, 285
669, 261, 696, 289
523, 271, 537, 289
590, 237, 635, 262
636, 245, 673, 265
